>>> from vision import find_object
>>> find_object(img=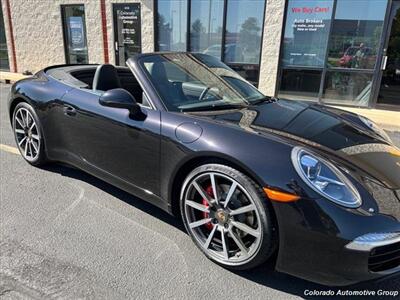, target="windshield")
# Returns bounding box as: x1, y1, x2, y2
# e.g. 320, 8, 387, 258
139, 53, 267, 112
